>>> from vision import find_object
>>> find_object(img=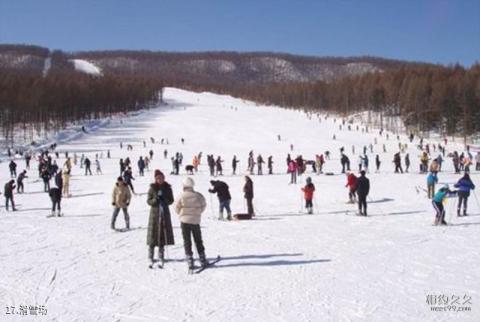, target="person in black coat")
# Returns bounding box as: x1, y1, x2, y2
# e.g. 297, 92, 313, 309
355, 170, 370, 216
4, 180, 16, 211
55, 171, 63, 191
49, 187, 62, 216
17, 170, 28, 193
209, 180, 232, 220
243, 176, 254, 216
9, 160, 17, 178
84, 157, 92, 175
41, 167, 51, 192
